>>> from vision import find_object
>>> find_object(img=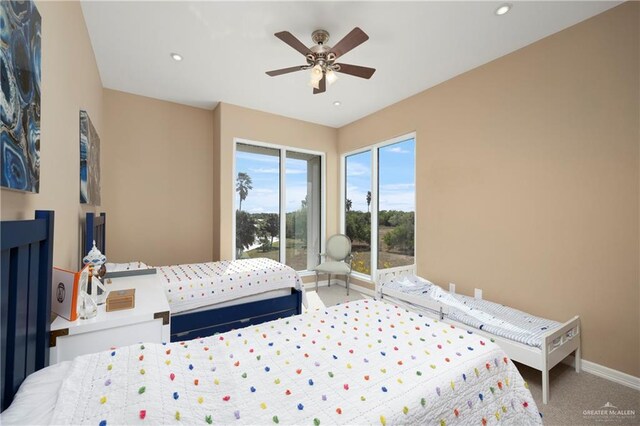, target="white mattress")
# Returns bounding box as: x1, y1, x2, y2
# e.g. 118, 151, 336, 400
157, 258, 305, 314
383, 275, 562, 348
8, 300, 540, 425
173, 288, 293, 316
